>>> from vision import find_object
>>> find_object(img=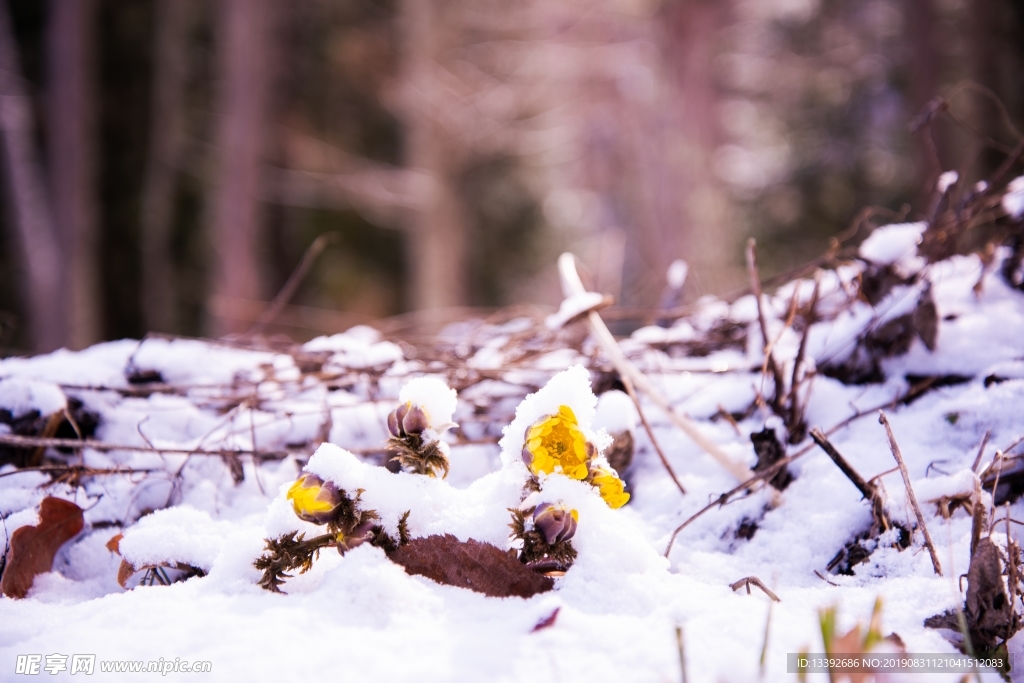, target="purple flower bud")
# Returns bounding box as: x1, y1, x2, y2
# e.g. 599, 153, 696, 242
533, 503, 578, 545
387, 408, 402, 438
389, 402, 412, 438
335, 520, 376, 554
402, 405, 428, 436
